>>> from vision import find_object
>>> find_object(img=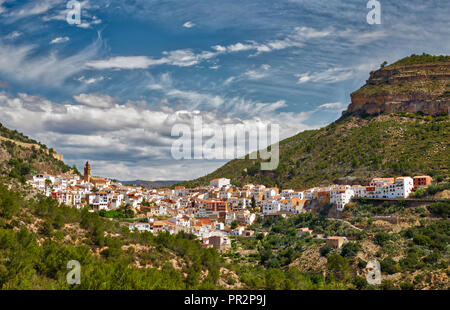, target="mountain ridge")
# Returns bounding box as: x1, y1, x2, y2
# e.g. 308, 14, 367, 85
119, 180, 182, 188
